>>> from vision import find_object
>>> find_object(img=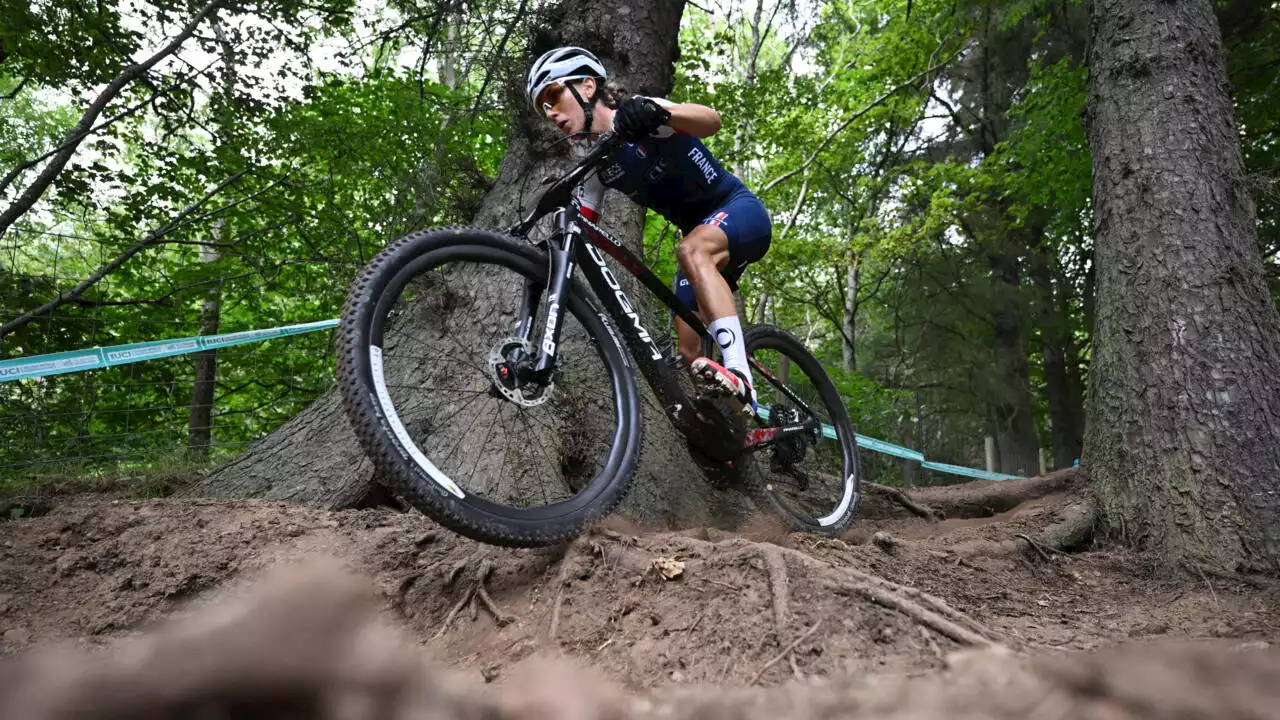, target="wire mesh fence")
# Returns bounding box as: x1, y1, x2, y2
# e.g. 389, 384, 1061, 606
1, 329, 337, 483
